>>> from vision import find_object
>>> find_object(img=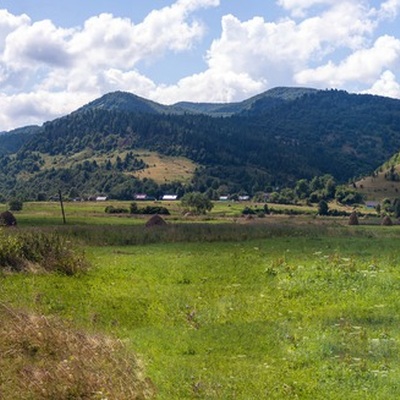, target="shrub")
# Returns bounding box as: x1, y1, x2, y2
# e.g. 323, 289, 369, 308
0, 230, 89, 275
141, 206, 170, 215
129, 202, 170, 215
105, 206, 129, 214
318, 200, 329, 216
242, 207, 256, 215
130, 202, 139, 214
8, 199, 23, 211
